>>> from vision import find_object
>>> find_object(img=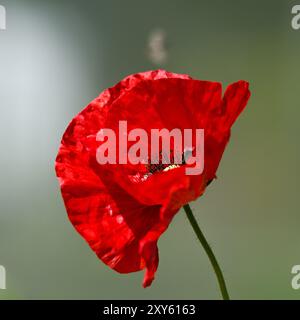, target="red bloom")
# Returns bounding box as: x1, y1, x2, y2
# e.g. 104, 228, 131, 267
55, 70, 250, 287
